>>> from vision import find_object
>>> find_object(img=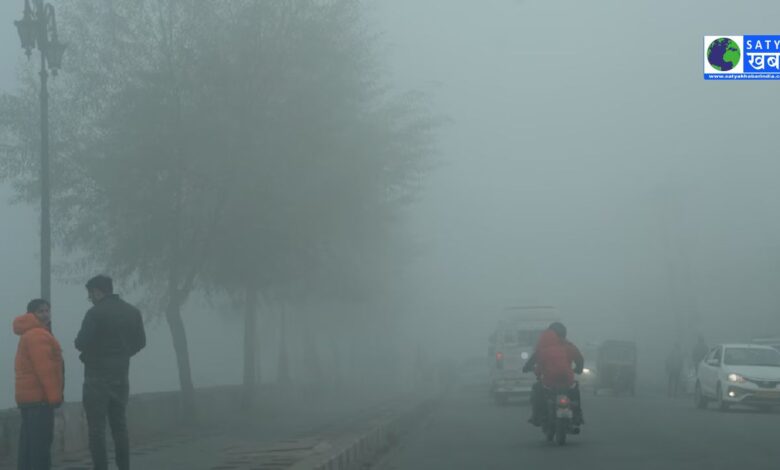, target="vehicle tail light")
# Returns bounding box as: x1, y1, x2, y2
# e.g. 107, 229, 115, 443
557, 396, 570, 406
495, 352, 504, 369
